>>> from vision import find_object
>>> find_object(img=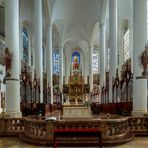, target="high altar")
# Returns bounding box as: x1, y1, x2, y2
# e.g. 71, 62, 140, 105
63, 55, 91, 118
